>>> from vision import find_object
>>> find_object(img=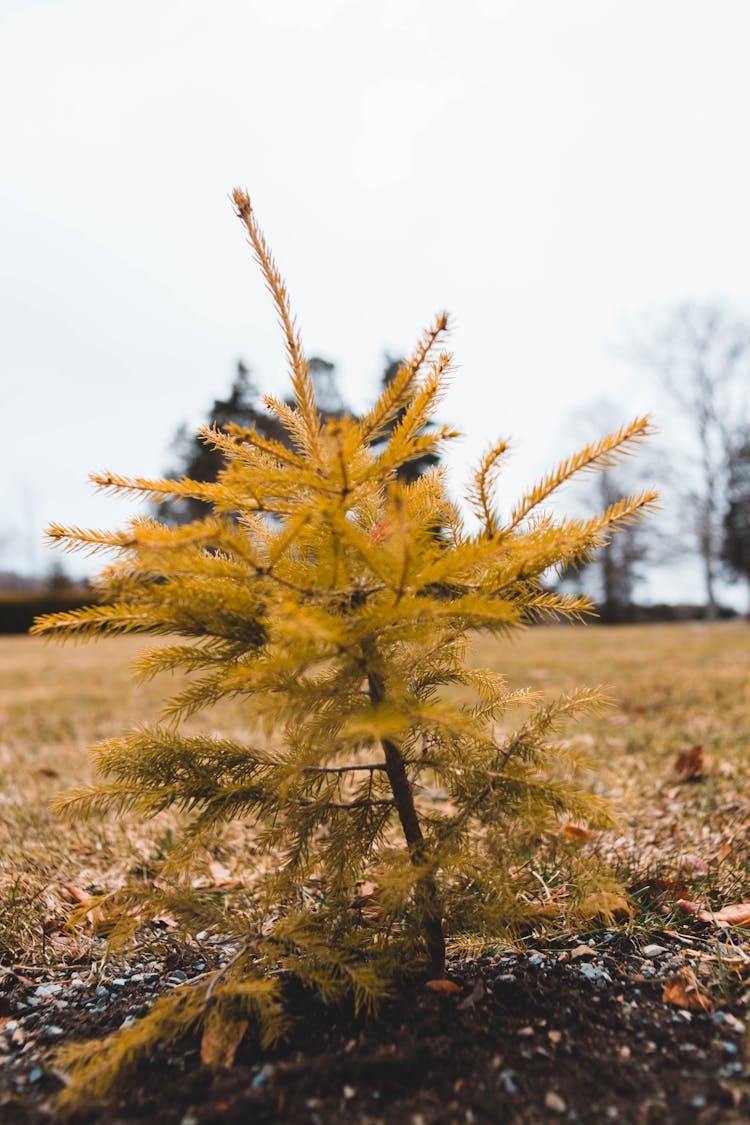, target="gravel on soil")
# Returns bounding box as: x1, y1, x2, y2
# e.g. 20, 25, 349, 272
1, 931, 750, 1124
